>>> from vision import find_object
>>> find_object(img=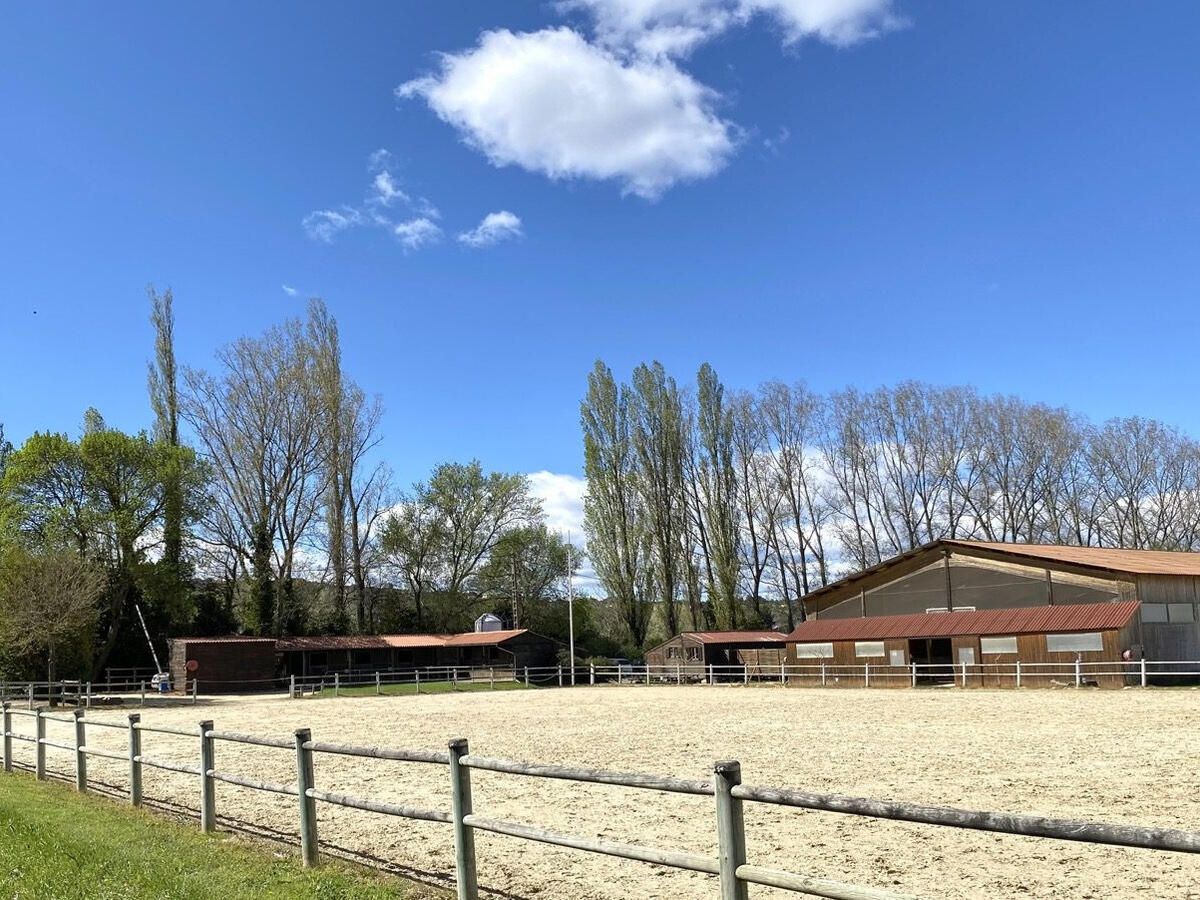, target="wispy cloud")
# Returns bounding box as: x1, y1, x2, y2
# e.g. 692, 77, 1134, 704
763, 125, 790, 156
281, 284, 298, 297
302, 206, 364, 243
458, 210, 524, 247
394, 217, 443, 250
